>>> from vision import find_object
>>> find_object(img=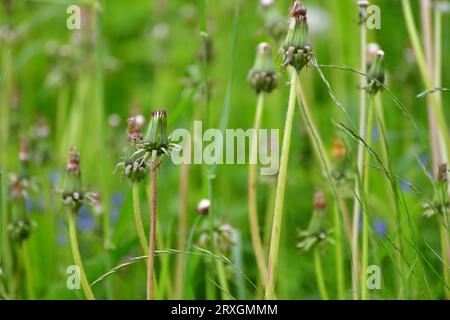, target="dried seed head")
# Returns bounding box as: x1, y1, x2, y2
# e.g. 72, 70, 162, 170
67, 147, 81, 174
197, 199, 211, 215
280, 0, 312, 72
19, 137, 30, 162
127, 117, 142, 143
367, 50, 385, 95
332, 139, 346, 159
248, 42, 279, 93
313, 189, 326, 212
438, 163, 448, 183
144, 109, 169, 151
